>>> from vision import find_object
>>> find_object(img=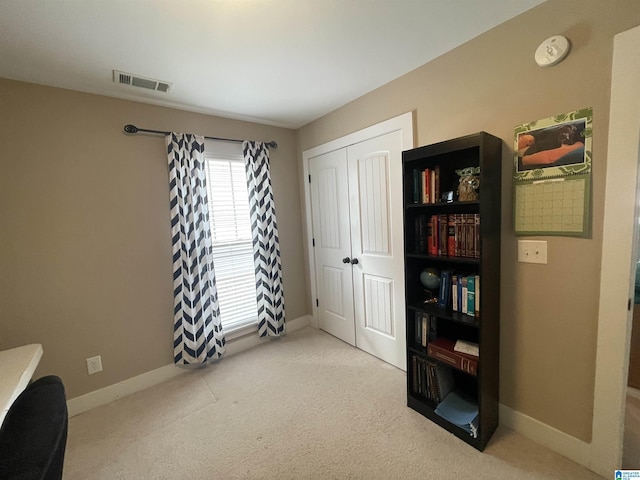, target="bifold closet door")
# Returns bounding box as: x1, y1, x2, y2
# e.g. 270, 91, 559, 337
309, 148, 356, 346
347, 131, 406, 370
309, 131, 406, 370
